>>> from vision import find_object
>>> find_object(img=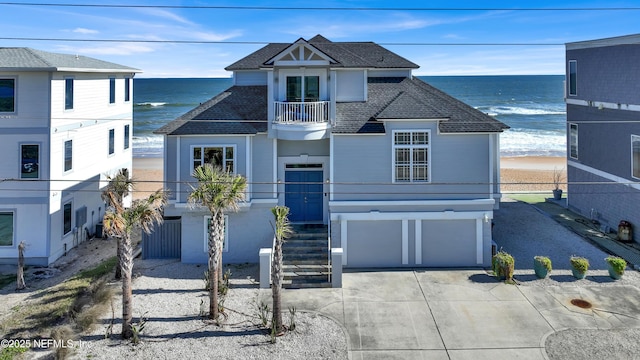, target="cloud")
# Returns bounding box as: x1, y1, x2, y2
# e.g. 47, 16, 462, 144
72, 28, 99, 34
138, 8, 194, 25
56, 43, 155, 56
